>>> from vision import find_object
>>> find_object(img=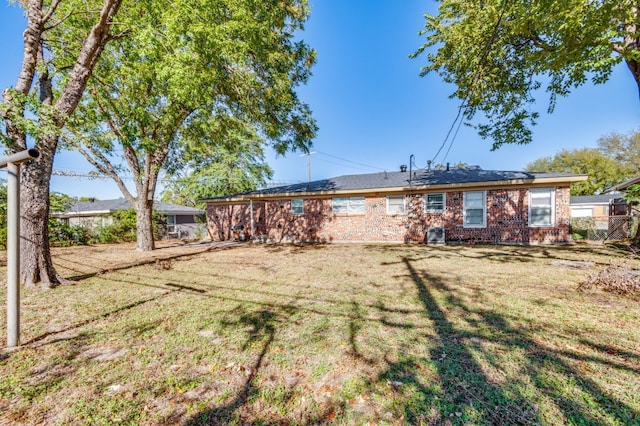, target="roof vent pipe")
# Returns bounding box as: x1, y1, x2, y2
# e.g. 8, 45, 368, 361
446, 162, 450, 171
427, 160, 432, 171
400, 164, 407, 172
409, 154, 414, 185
